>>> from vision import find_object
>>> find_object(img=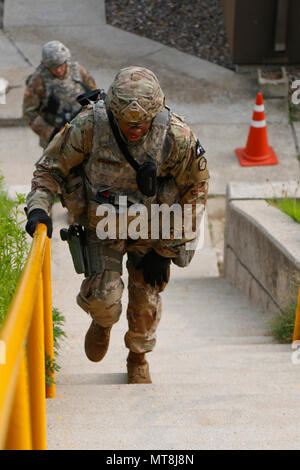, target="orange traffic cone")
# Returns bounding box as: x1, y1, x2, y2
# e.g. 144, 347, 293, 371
235, 92, 278, 166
